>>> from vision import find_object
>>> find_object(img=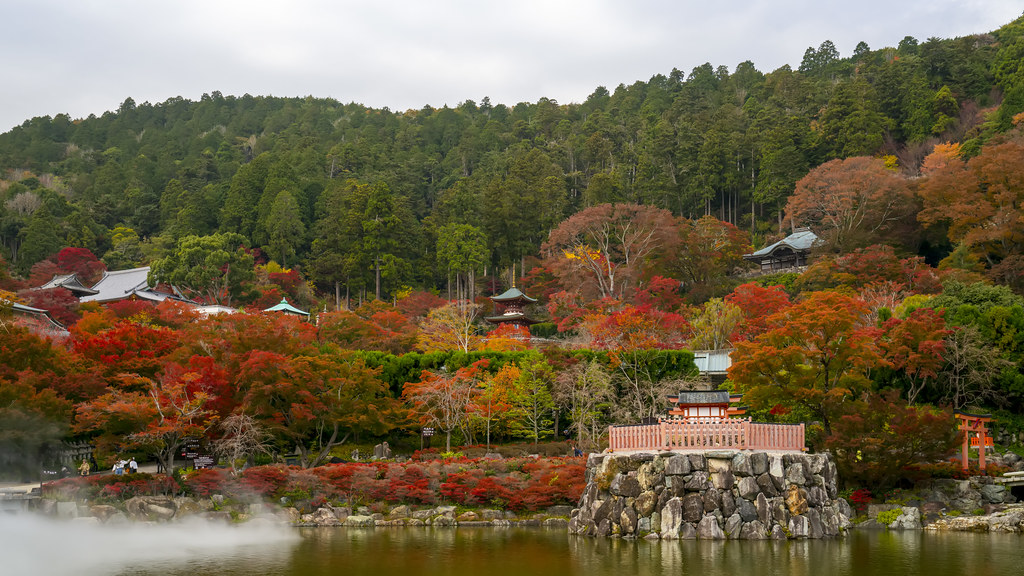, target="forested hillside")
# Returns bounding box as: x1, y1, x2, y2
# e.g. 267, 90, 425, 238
2, 16, 1023, 305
